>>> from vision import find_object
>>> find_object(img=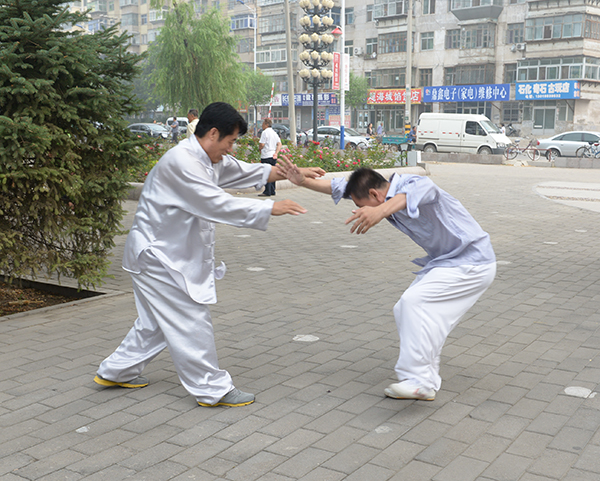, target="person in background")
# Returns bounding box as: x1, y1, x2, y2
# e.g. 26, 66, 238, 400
366, 122, 374, 137
377, 122, 384, 137
170, 116, 179, 143
187, 109, 199, 138
500, 123, 506, 135
258, 118, 282, 197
